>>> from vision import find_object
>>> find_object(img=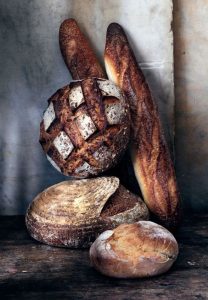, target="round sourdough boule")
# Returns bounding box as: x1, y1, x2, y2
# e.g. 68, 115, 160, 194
89, 221, 179, 278
25, 177, 149, 248
39, 78, 130, 178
